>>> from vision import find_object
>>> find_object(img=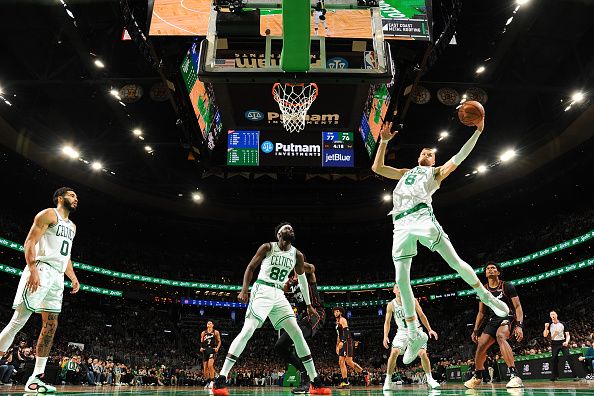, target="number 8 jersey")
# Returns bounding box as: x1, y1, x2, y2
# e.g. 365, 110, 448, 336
36, 208, 76, 274
389, 166, 440, 217
258, 242, 296, 287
